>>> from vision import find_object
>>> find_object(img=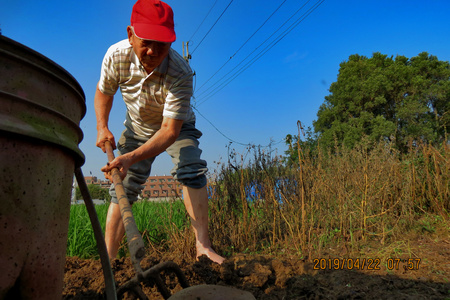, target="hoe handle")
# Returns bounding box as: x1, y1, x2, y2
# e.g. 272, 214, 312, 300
105, 141, 145, 271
